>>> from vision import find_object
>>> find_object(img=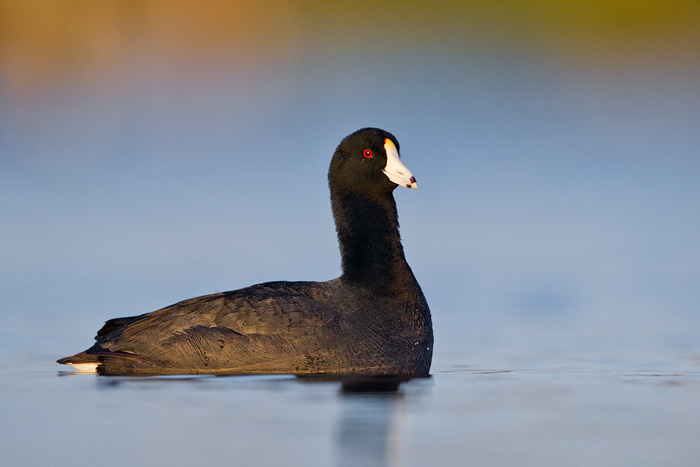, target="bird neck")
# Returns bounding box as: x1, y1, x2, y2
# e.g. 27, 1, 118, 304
331, 189, 417, 296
